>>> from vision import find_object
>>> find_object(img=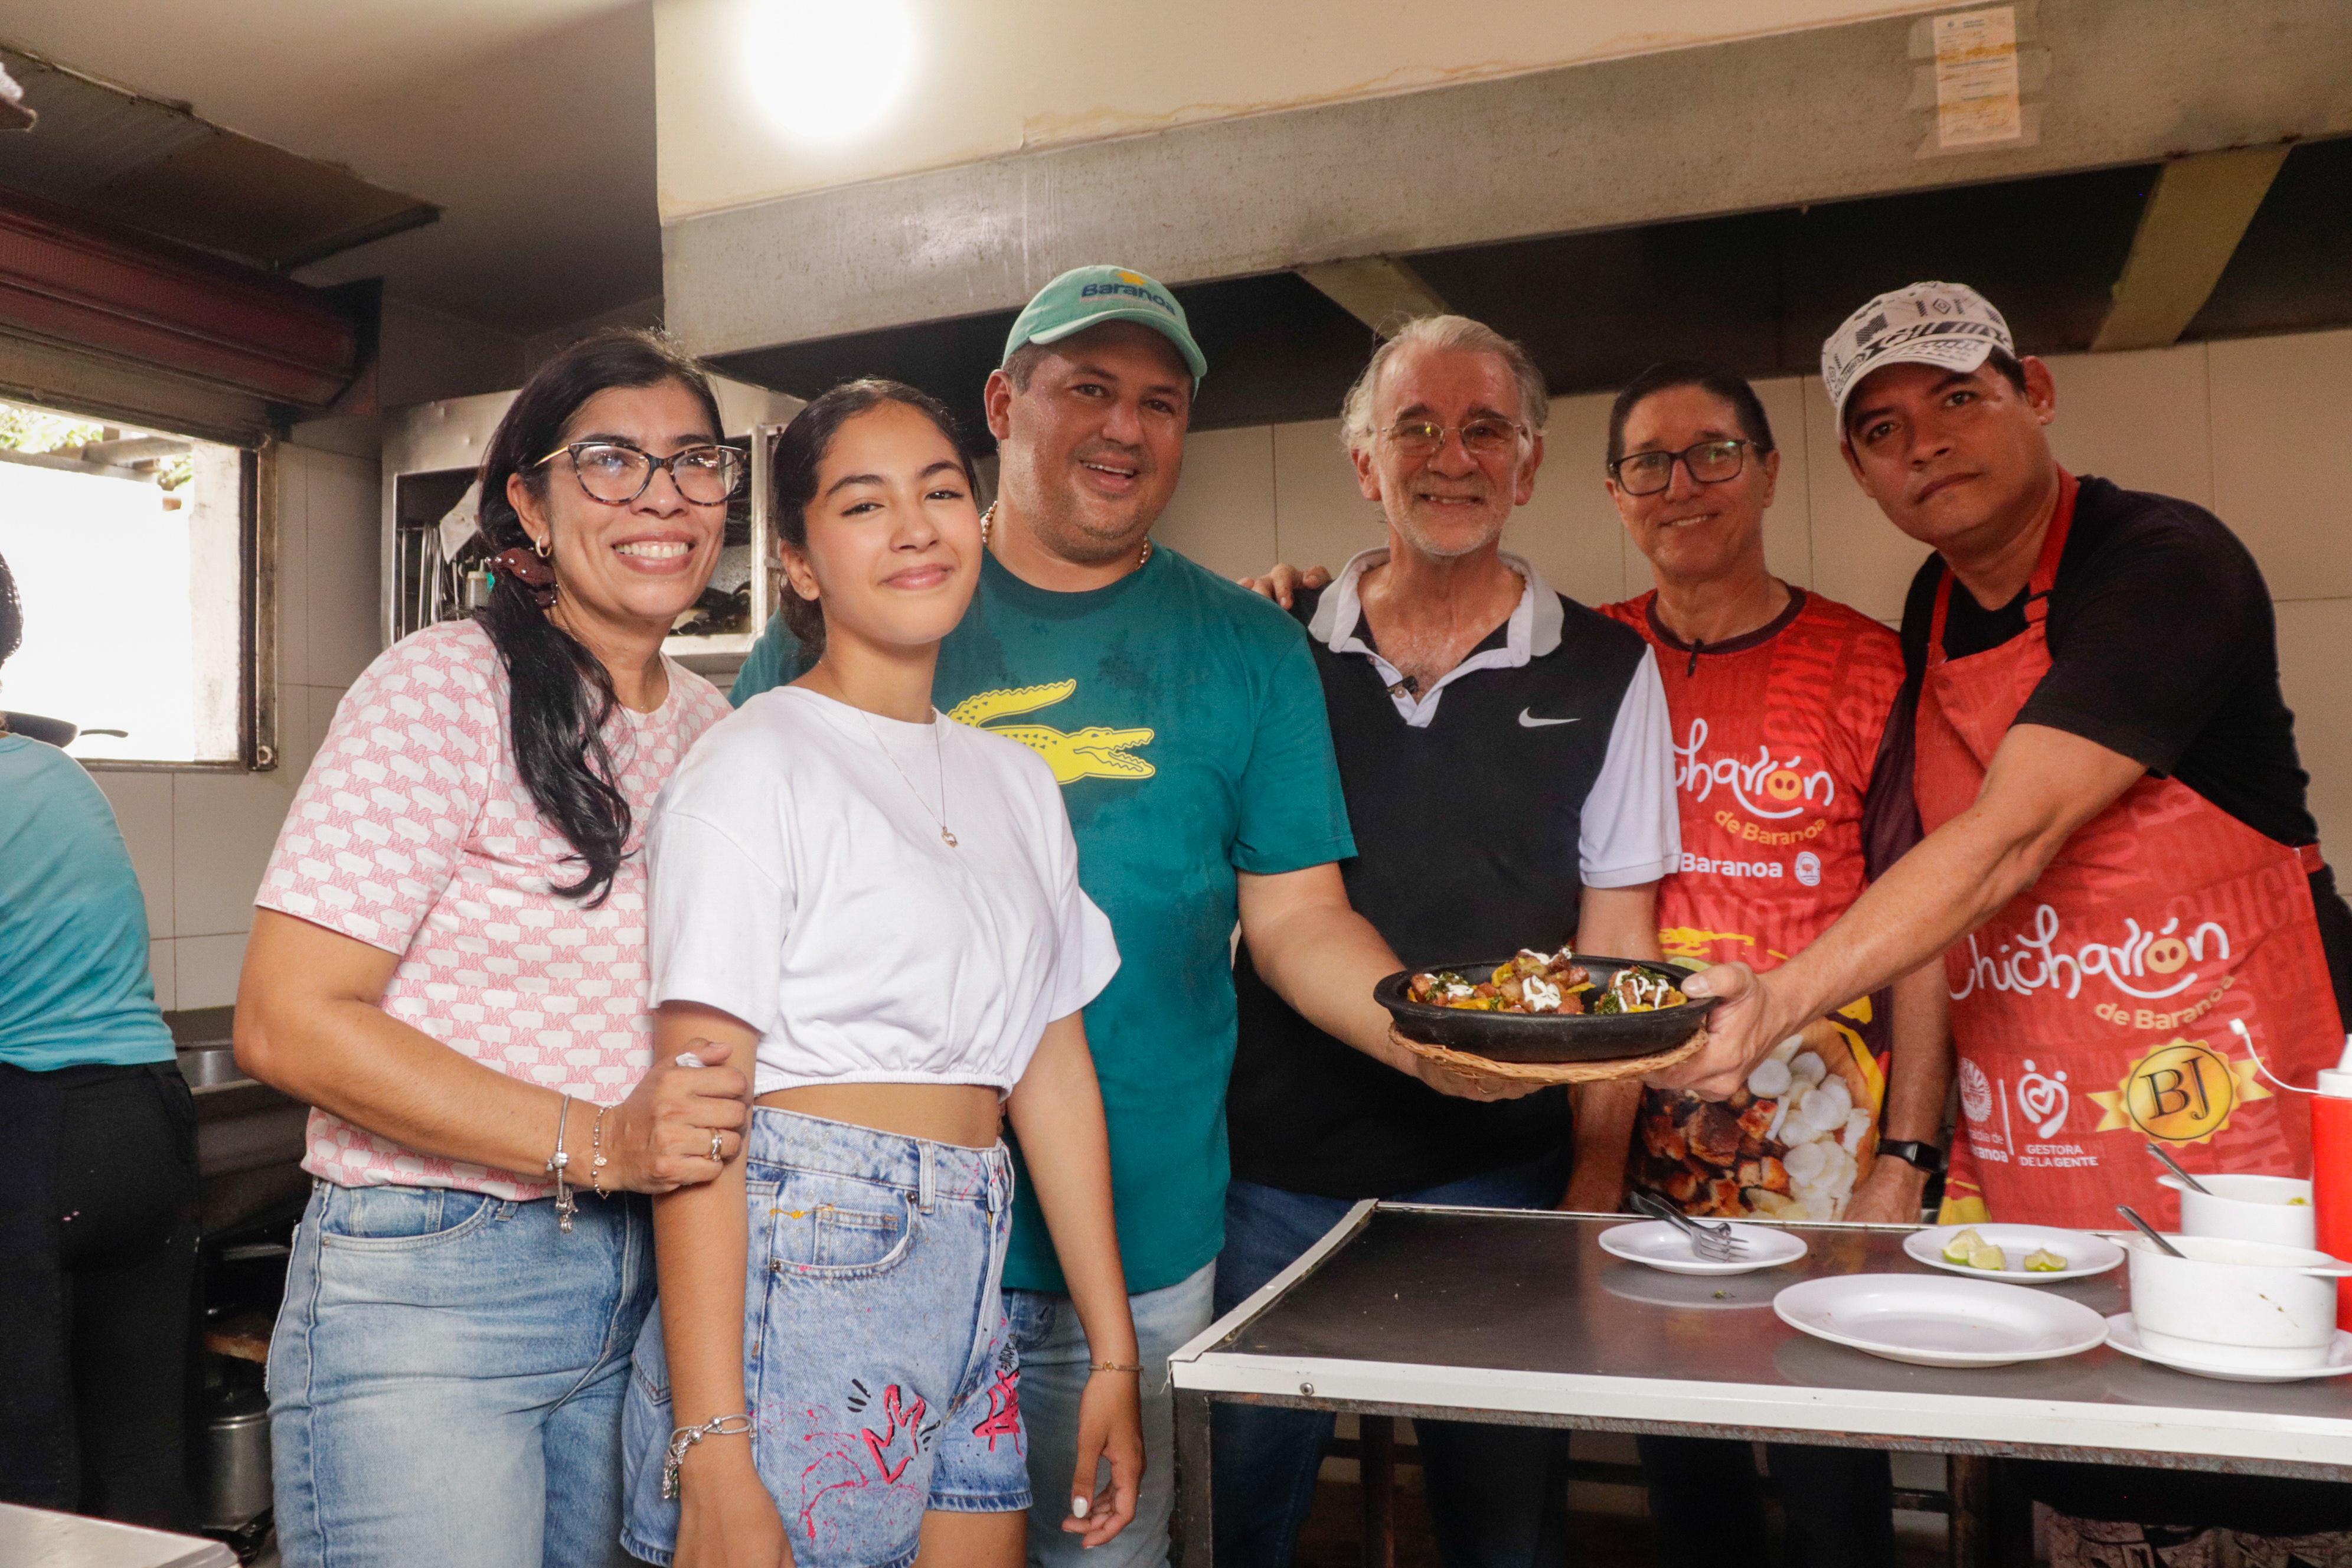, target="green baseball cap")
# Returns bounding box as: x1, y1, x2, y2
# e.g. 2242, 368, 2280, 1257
1002, 265, 1208, 383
